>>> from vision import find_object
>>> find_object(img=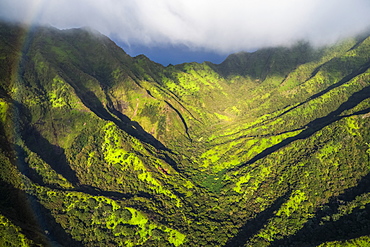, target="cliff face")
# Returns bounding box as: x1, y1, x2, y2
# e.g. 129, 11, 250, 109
1, 21, 370, 246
